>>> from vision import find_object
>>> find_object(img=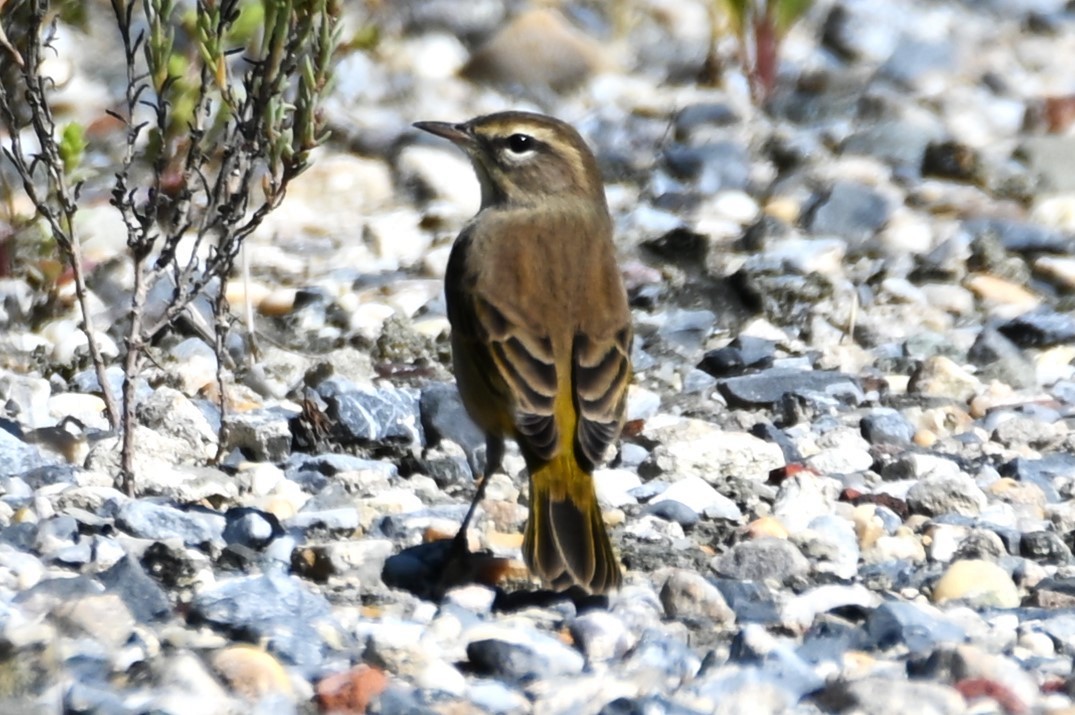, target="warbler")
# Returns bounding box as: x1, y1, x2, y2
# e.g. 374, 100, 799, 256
414, 111, 632, 594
